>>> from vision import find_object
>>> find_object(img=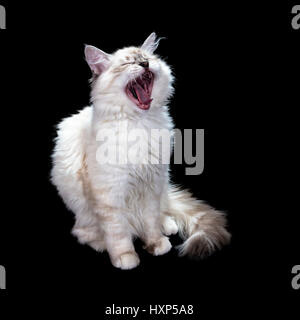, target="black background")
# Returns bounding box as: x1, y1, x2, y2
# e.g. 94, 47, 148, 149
0, 0, 298, 316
